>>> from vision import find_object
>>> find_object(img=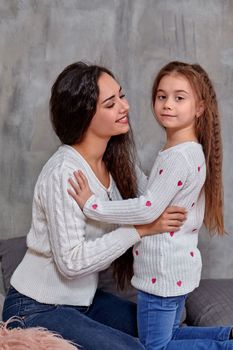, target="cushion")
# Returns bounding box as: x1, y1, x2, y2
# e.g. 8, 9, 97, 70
0, 292, 5, 321
0, 236, 27, 292
98, 266, 137, 303
186, 279, 233, 326
0, 265, 4, 295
